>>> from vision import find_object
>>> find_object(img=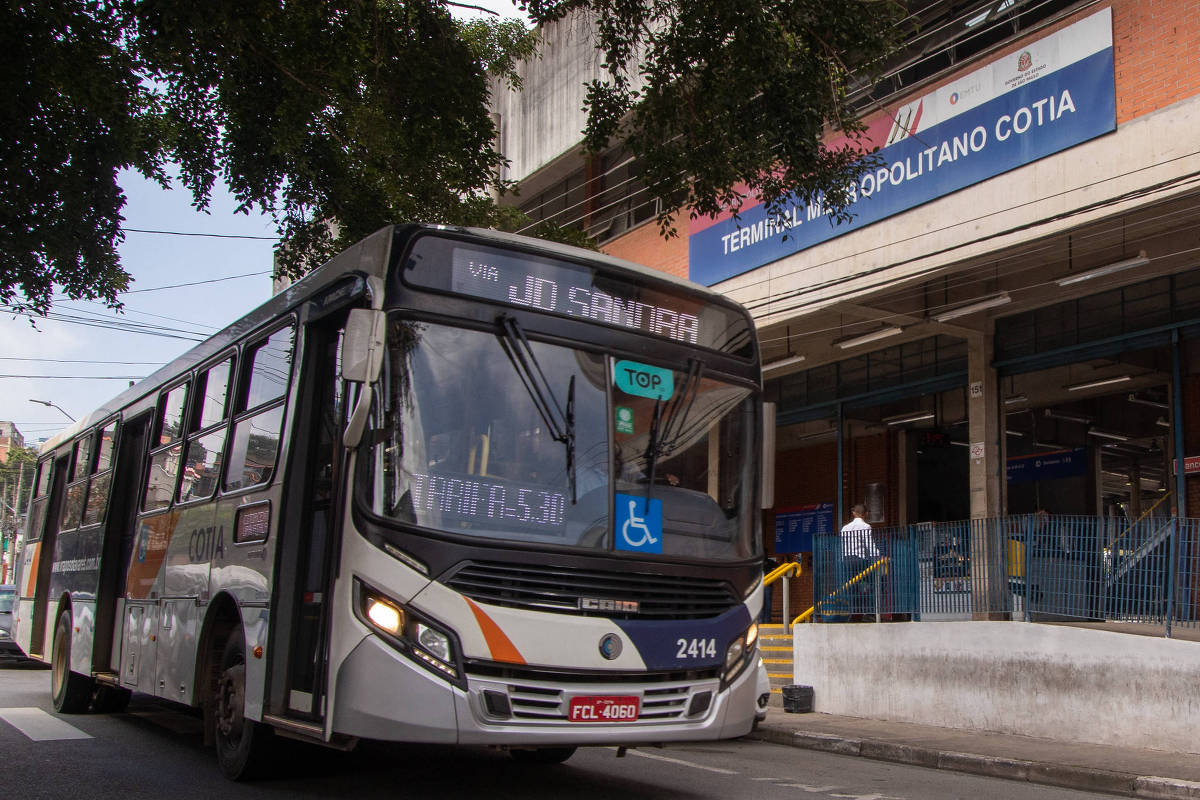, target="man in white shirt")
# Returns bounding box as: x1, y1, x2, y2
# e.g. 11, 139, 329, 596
839, 504, 880, 612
